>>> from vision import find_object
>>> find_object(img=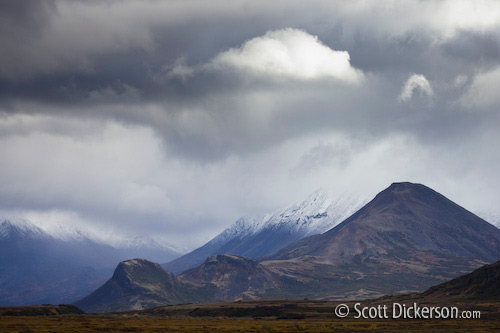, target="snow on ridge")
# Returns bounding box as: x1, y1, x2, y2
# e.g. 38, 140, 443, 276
100, 231, 183, 253
208, 217, 259, 245
0, 218, 46, 239
208, 189, 366, 244
264, 190, 365, 236
40, 223, 98, 243
0, 217, 183, 253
